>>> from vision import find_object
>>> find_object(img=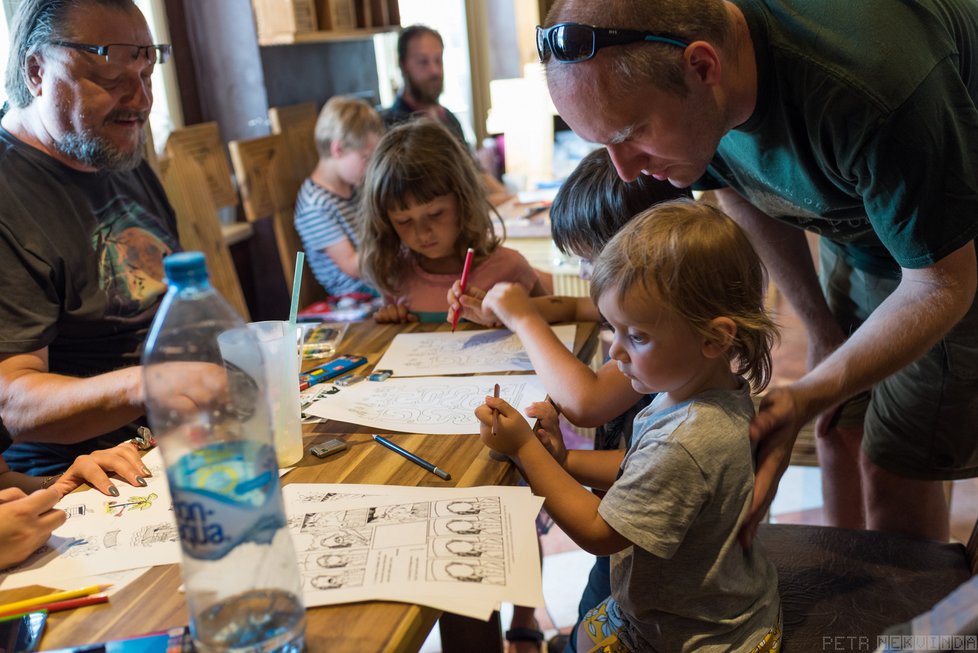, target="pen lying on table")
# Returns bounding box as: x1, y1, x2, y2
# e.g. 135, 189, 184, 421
372, 434, 452, 481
